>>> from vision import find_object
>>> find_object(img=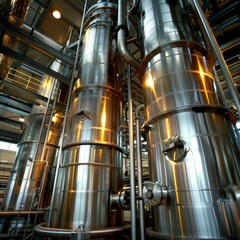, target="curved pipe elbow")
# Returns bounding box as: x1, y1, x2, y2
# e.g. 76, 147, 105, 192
117, 30, 140, 71
117, 0, 140, 71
